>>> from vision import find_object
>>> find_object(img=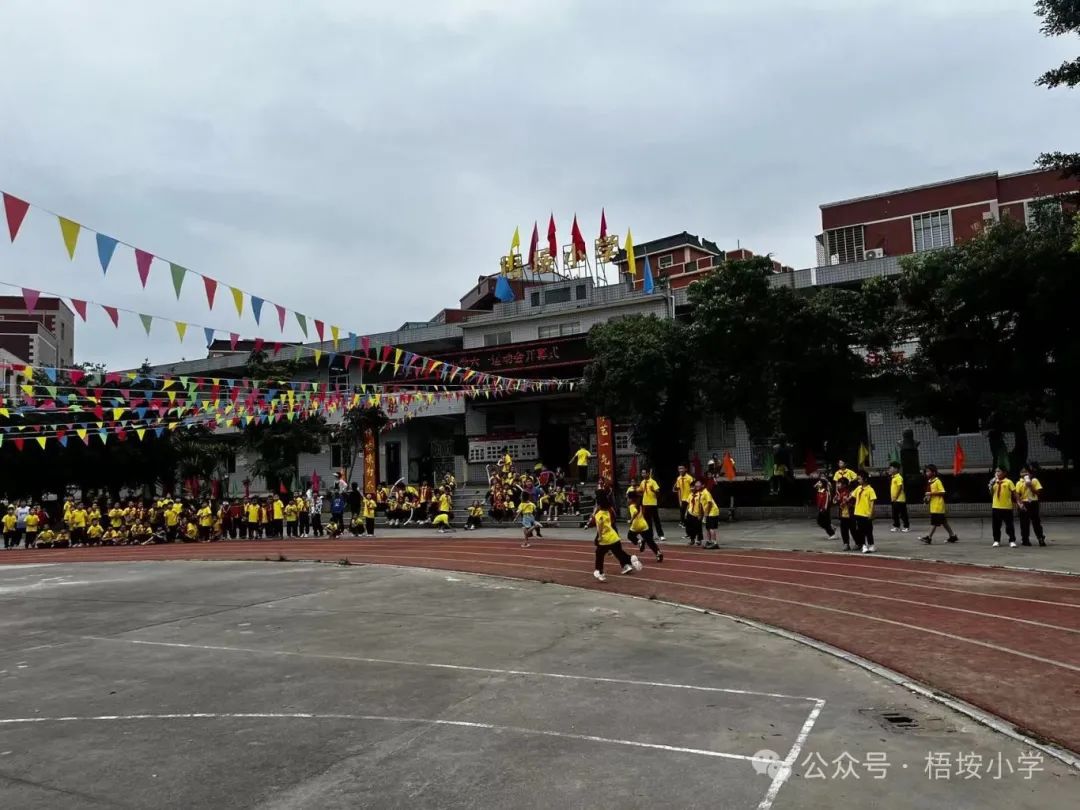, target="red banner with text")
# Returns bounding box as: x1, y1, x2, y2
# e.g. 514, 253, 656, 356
596, 416, 614, 485
363, 428, 378, 495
